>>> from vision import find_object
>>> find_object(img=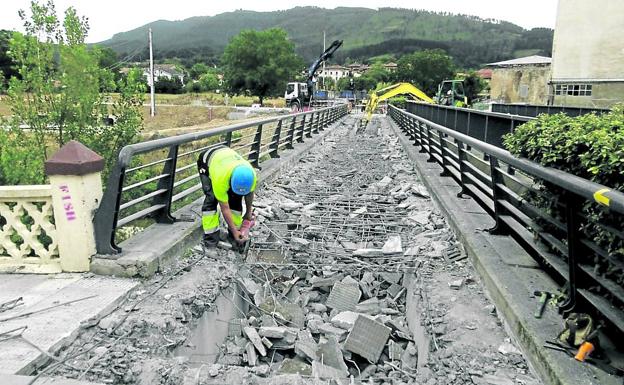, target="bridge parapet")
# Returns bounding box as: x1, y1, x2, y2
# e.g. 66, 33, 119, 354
93, 104, 348, 255
390, 105, 624, 341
